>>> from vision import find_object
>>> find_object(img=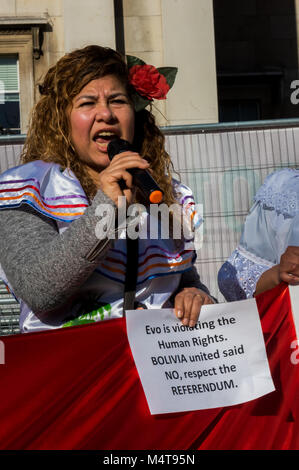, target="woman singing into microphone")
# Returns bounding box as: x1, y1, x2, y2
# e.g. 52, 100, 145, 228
0, 45, 215, 333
